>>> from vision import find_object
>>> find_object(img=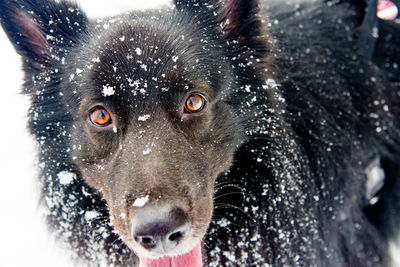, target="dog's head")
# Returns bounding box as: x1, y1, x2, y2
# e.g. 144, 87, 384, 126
0, 0, 270, 262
